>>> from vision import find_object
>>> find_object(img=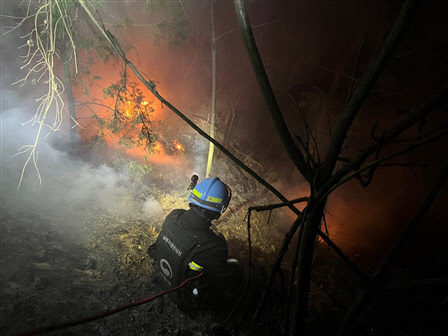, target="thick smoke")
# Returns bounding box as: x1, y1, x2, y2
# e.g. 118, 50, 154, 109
0, 102, 164, 234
